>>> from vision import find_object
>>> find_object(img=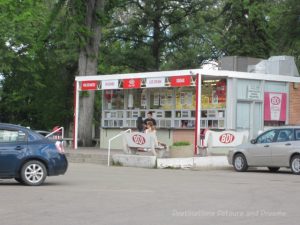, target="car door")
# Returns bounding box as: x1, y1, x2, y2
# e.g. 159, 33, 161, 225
0, 128, 28, 176
271, 129, 294, 167
247, 129, 277, 166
